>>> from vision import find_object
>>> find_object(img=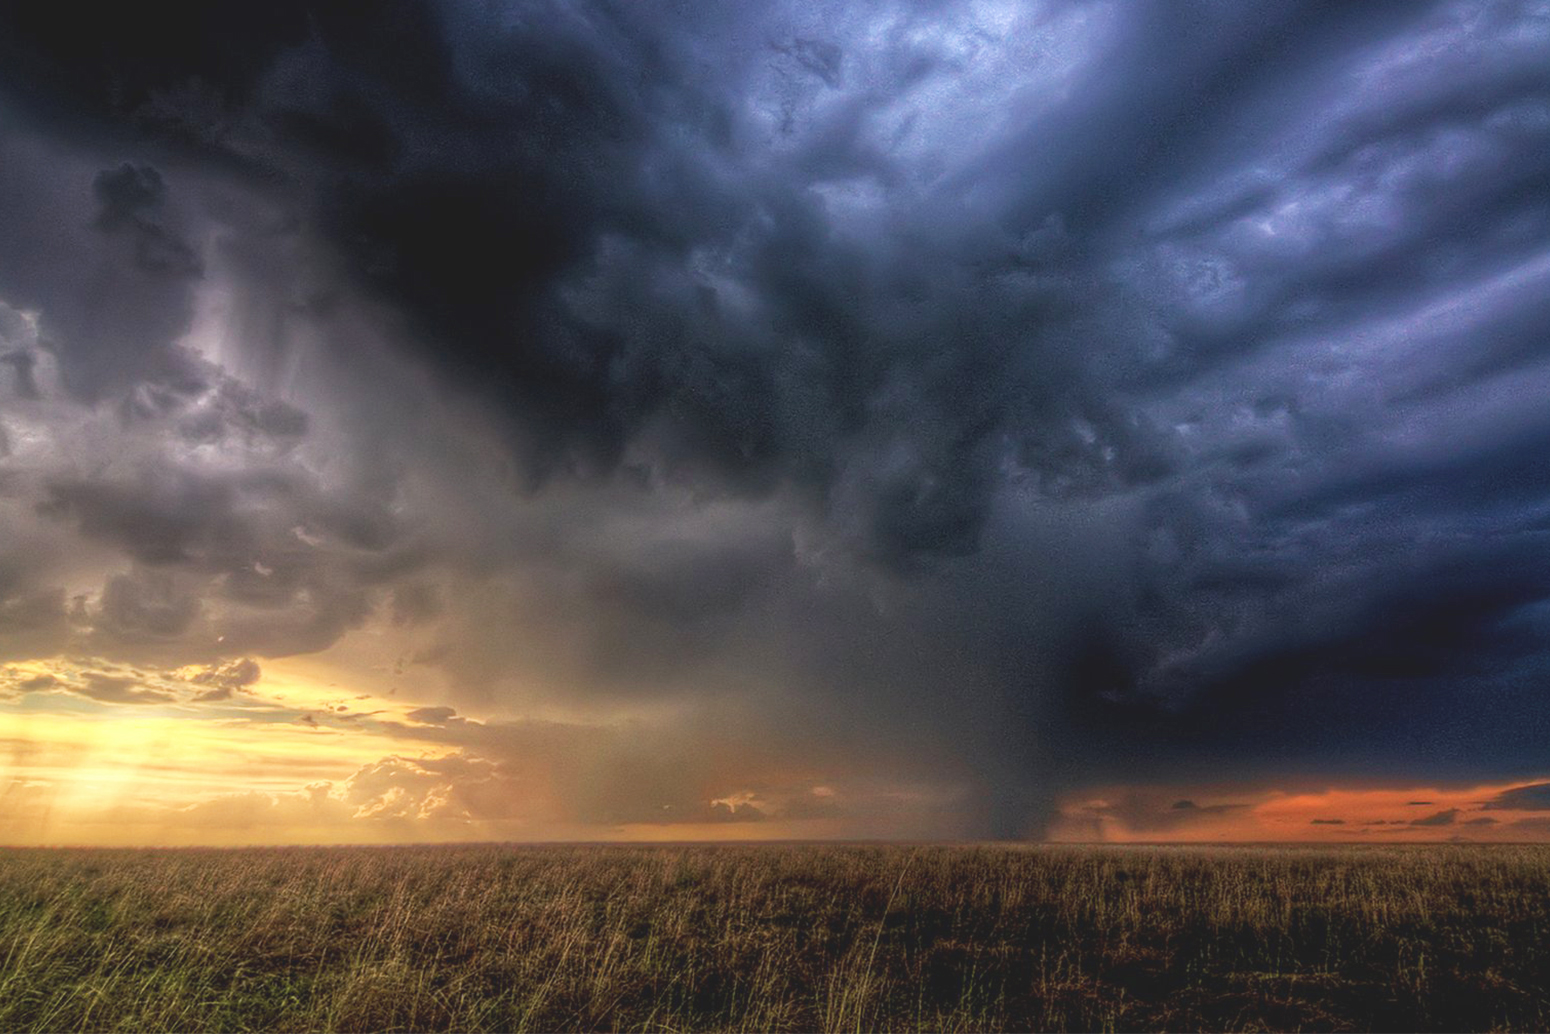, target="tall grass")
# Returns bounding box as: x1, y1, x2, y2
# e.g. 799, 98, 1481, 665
1, 843, 1547, 1031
